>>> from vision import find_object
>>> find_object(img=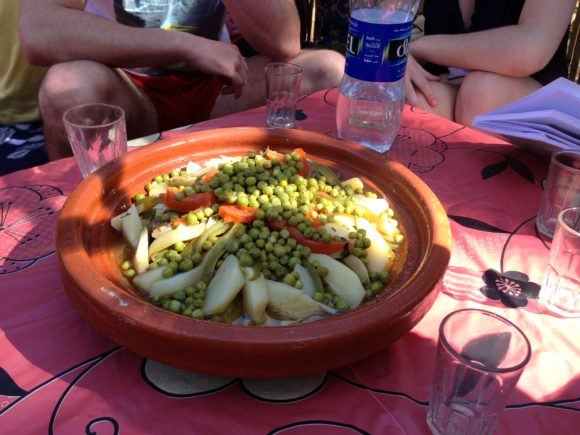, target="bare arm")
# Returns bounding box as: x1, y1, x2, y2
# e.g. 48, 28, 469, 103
410, 0, 575, 77
222, 0, 301, 61
19, 0, 248, 92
